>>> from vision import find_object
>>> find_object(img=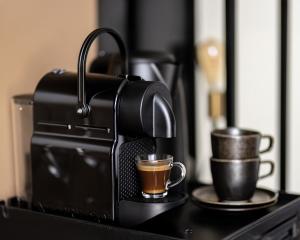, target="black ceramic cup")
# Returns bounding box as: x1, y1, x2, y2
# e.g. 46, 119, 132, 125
210, 157, 274, 201
211, 127, 274, 159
